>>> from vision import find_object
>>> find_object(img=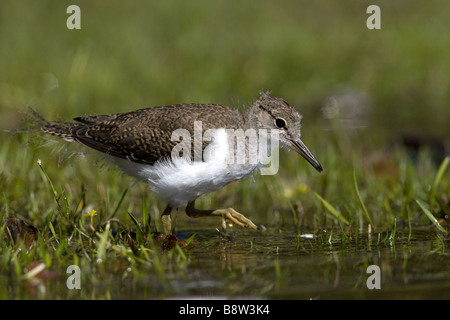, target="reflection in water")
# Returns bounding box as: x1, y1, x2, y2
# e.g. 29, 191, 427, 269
160, 228, 450, 299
